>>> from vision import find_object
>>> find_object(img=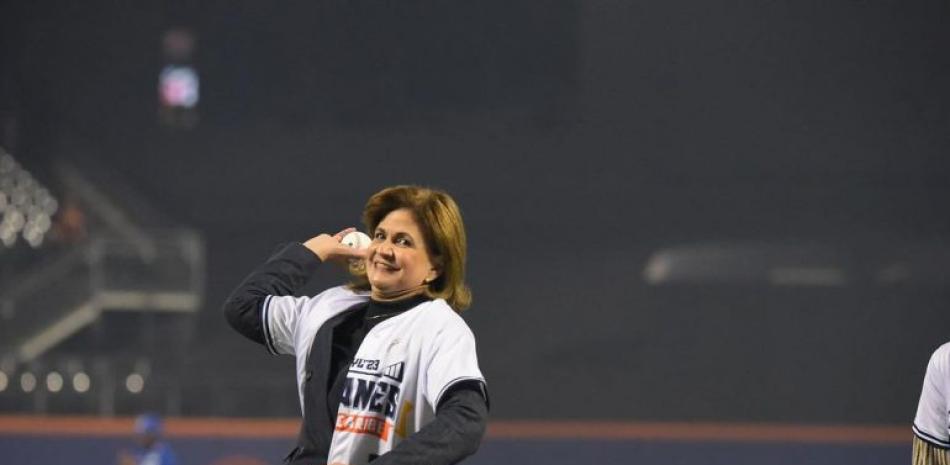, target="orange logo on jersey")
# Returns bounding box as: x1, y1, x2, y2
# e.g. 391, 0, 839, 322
335, 413, 393, 441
